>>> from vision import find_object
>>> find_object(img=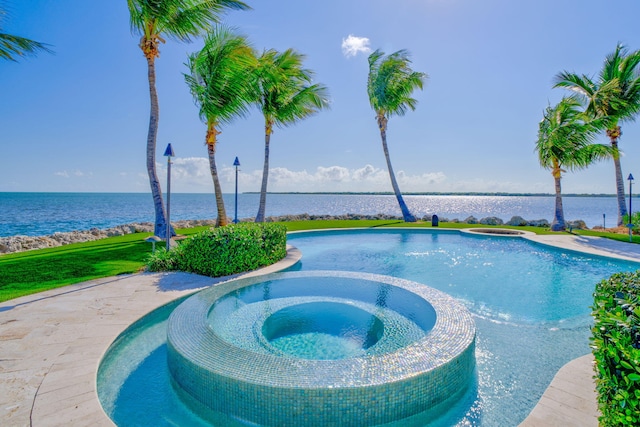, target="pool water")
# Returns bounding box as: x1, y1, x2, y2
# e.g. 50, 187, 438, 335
262, 301, 388, 359
98, 229, 639, 426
